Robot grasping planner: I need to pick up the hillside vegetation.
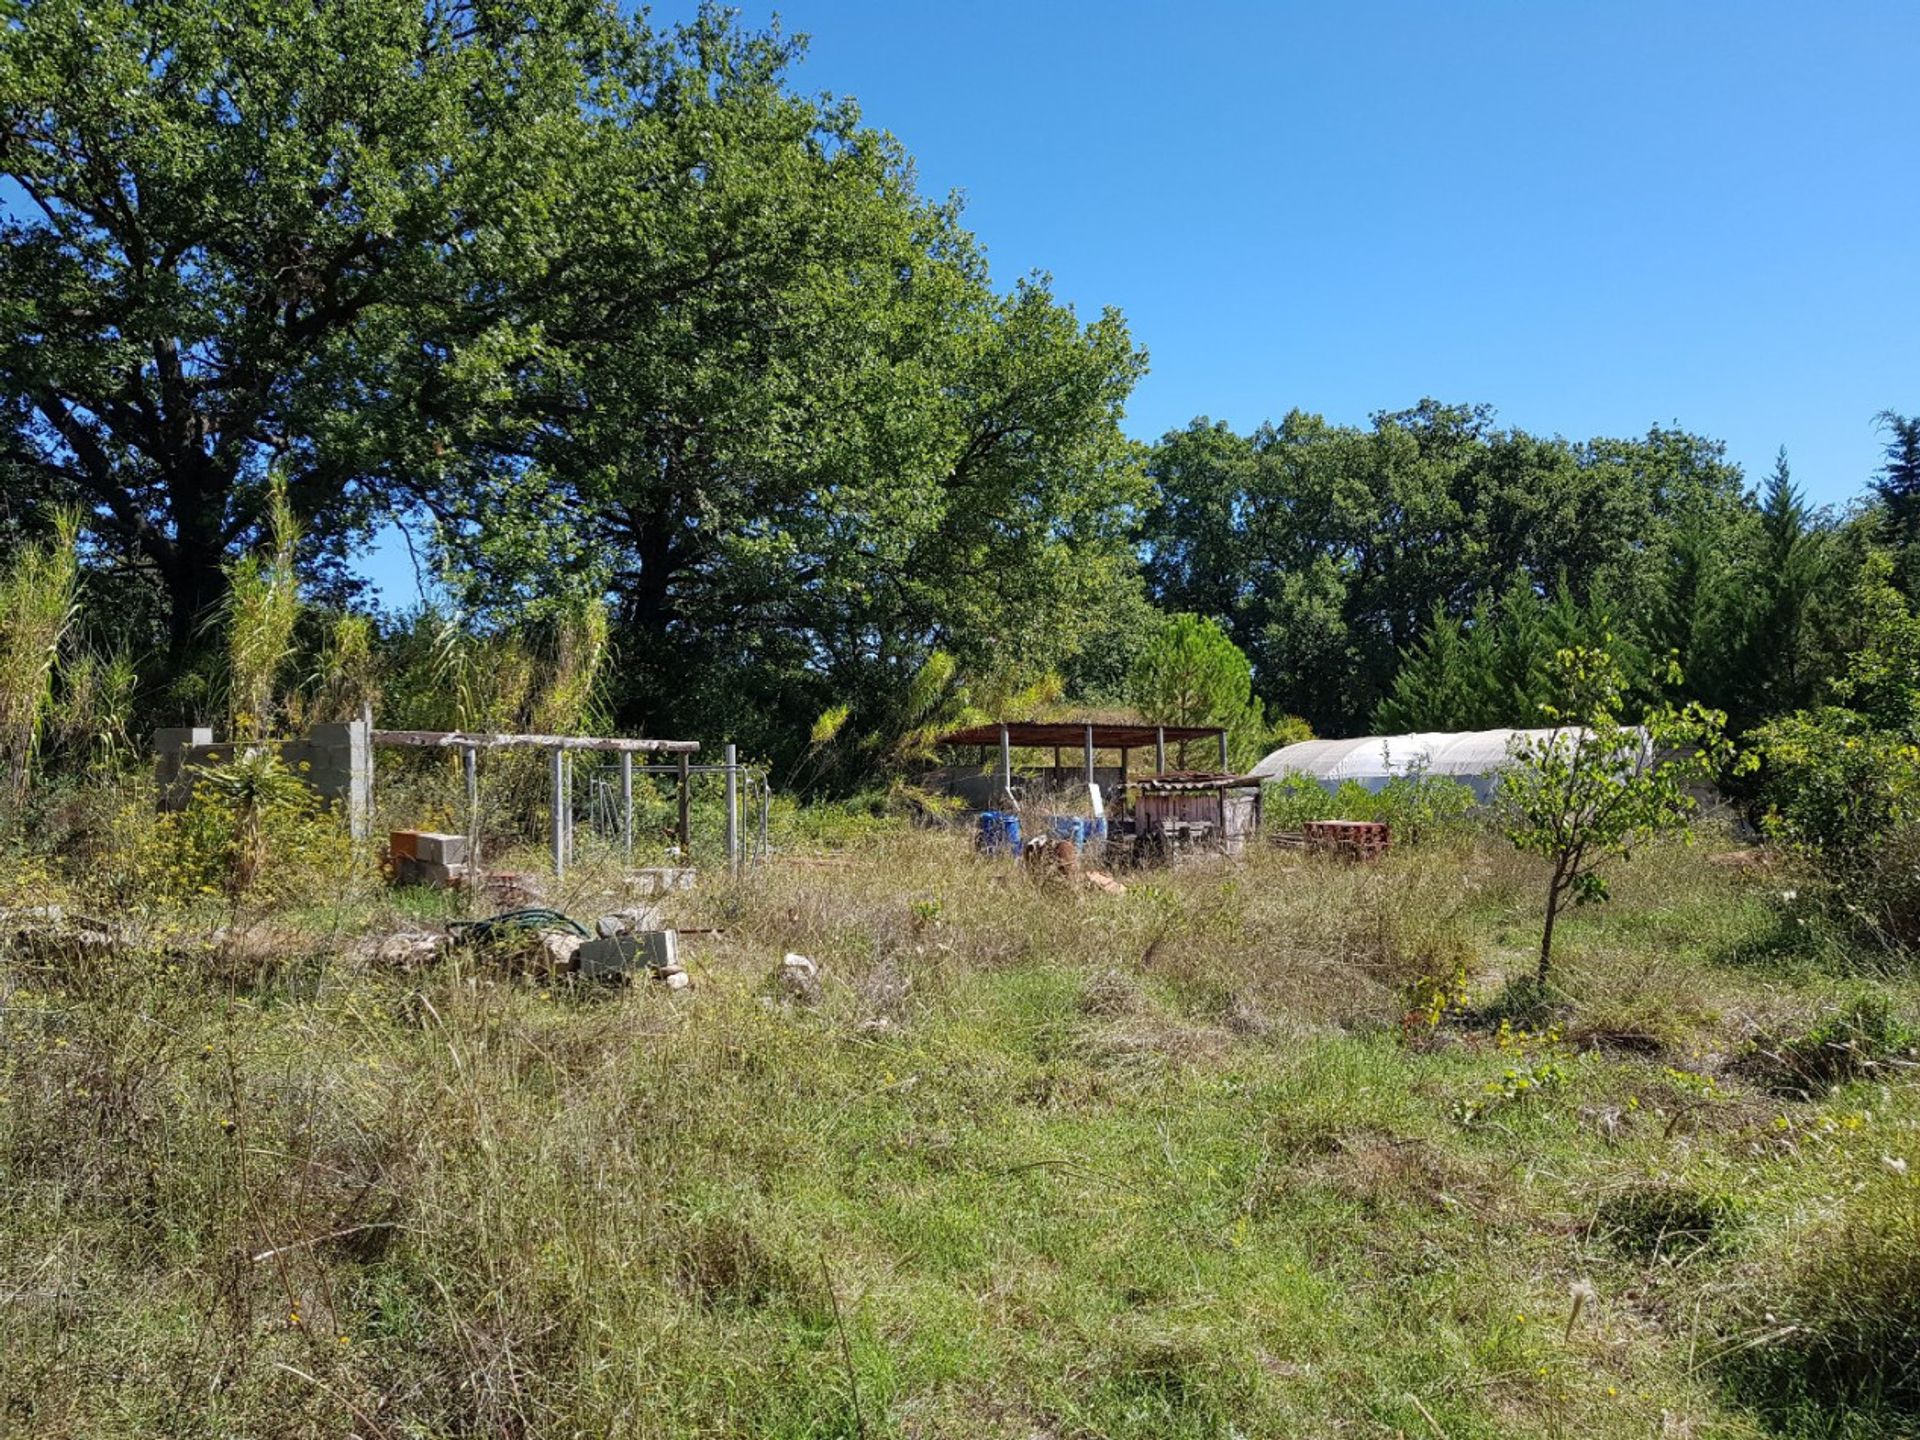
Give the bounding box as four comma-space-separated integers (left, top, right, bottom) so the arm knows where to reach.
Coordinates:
5, 813, 1916, 1439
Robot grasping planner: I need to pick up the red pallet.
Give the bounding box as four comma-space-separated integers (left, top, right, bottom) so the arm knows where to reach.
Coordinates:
1301, 819, 1391, 861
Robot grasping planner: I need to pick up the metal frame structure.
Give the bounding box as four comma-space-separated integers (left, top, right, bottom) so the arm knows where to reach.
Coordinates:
367, 722, 766, 879
934, 720, 1230, 808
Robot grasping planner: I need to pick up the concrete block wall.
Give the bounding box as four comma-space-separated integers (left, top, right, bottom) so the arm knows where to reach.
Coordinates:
153, 720, 371, 839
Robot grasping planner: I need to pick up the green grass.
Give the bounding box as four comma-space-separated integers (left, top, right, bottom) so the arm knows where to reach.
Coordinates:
3, 818, 1918, 1437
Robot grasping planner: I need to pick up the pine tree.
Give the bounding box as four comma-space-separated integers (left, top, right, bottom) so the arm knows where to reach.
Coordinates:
1875, 411, 1920, 592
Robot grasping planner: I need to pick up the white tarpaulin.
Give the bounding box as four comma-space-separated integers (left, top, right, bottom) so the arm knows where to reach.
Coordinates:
1249, 727, 1647, 801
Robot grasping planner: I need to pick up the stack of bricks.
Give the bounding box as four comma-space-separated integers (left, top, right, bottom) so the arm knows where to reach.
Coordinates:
1302, 819, 1391, 861
390, 831, 470, 888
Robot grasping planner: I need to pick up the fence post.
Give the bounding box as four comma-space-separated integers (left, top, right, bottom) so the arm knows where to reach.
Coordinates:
464, 744, 479, 871
619, 751, 633, 866
676, 753, 691, 854
724, 742, 739, 874
1155, 726, 1166, 775
549, 747, 565, 880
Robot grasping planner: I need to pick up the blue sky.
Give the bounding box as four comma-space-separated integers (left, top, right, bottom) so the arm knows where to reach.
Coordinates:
364, 0, 1917, 601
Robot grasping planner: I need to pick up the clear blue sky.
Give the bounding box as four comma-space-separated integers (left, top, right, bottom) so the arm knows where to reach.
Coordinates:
364, 0, 1918, 601
743, 0, 1914, 502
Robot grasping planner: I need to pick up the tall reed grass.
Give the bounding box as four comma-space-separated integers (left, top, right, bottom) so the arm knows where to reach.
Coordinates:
0, 508, 80, 808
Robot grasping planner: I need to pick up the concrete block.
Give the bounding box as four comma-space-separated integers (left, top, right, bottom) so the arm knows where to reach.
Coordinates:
574, 929, 678, 980
391, 830, 466, 865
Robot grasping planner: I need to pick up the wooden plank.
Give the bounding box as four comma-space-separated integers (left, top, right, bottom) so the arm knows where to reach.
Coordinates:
373, 729, 698, 755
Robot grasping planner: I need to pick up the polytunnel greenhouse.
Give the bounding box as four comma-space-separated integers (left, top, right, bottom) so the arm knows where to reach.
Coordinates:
1249, 727, 1637, 801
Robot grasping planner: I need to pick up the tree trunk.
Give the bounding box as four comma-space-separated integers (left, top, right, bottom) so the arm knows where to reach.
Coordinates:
1537, 863, 1568, 993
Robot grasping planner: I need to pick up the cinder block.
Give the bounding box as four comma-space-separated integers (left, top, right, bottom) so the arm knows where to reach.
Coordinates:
574, 930, 677, 980
391, 831, 467, 866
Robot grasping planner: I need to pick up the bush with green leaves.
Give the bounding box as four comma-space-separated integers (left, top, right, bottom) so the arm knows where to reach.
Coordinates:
1262, 770, 1479, 846
1753, 556, 1920, 950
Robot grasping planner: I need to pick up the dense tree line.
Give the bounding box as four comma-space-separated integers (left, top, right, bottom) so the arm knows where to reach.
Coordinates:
1, 0, 1915, 793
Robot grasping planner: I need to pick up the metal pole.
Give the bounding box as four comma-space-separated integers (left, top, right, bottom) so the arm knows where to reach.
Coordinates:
1218, 730, 1229, 771
1155, 726, 1166, 775
760, 774, 771, 860
463, 744, 479, 872
563, 751, 574, 865
676, 753, 691, 855
1083, 723, 1095, 791
999, 724, 1012, 806
619, 751, 633, 866
549, 747, 565, 879
724, 742, 739, 874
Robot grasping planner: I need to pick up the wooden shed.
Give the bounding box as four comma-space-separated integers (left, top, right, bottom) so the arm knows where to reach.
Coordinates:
1133, 772, 1263, 858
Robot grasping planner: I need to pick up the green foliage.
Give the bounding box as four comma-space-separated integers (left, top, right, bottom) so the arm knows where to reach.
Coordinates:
1145, 407, 1750, 734
1502, 647, 1736, 990
0, 0, 625, 662
151, 747, 355, 902
1263, 771, 1479, 846
1753, 557, 1920, 951
1726, 1171, 1920, 1430
1736, 993, 1919, 1098
1129, 613, 1268, 769
222, 481, 301, 740
1875, 410, 1920, 593
1375, 580, 1641, 733
0, 507, 79, 808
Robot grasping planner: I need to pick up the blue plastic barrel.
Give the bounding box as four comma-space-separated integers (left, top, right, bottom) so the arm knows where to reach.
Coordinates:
1049, 815, 1087, 846
977, 810, 1022, 856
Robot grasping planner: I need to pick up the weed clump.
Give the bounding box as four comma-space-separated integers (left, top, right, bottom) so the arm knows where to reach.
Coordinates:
1595, 1183, 1738, 1260
1735, 994, 1919, 1098
1724, 1174, 1920, 1432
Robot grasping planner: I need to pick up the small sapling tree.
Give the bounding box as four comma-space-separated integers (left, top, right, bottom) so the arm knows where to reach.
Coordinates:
1502, 647, 1737, 994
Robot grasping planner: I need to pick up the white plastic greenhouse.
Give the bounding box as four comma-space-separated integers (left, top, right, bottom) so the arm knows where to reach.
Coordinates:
1250, 727, 1645, 801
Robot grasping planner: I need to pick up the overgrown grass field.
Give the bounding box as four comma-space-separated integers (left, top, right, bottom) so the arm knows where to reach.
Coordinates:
3, 812, 1917, 1438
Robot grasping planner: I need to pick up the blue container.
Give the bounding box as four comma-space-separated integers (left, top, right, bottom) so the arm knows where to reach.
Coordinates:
977, 811, 1022, 856
1048, 815, 1087, 846
1088, 815, 1109, 844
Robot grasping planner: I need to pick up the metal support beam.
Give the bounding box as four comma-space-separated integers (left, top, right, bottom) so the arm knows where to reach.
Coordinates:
724, 742, 739, 874
463, 744, 479, 871
619, 751, 633, 865
999, 724, 1012, 805
676, 753, 691, 854
1155, 726, 1166, 775
1084, 723, 1095, 790
549, 747, 565, 879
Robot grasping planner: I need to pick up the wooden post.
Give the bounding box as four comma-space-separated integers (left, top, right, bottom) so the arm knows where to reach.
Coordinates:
549, 747, 565, 879
1218, 730, 1229, 771
619, 751, 633, 866
999, 724, 1012, 806
463, 744, 479, 871
724, 742, 739, 874
1155, 726, 1166, 775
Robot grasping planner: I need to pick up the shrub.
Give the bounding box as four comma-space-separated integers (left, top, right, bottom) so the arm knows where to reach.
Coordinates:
1261, 771, 1479, 846
145, 748, 360, 905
